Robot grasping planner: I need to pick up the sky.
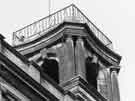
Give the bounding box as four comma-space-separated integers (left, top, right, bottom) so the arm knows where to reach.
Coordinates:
0, 0, 133, 100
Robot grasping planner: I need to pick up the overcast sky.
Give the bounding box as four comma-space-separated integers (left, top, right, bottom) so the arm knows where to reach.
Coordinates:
0, 0, 133, 100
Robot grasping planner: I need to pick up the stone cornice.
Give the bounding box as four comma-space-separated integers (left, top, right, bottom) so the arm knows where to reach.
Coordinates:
14, 22, 121, 67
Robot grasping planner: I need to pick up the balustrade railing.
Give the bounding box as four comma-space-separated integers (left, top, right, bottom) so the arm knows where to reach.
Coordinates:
13, 4, 112, 49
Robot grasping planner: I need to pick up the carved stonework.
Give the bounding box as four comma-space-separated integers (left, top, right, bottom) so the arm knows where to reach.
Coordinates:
11, 21, 121, 101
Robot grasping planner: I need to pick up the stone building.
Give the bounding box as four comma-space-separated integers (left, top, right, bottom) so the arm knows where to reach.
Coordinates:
0, 4, 121, 101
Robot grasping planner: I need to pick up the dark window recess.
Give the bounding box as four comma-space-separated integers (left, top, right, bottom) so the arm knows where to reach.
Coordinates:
47, 53, 56, 57
85, 57, 99, 89
41, 58, 59, 83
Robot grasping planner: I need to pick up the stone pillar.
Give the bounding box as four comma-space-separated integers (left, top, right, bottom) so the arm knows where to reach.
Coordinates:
110, 66, 120, 101
59, 37, 75, 83
75, 38, 86, 80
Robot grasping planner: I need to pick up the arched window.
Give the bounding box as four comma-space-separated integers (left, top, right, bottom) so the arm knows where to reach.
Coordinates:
41, 57, 59, 83
85, 57, 99, 89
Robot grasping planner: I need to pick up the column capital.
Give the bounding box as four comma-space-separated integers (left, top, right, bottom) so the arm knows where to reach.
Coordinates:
66, 35, 73, 41
110, 65, 120, 73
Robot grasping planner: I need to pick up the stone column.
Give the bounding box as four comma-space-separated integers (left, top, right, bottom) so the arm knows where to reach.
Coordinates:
59, 37, 75, 83
75, 38, 86, 80
110, 66, 120, 101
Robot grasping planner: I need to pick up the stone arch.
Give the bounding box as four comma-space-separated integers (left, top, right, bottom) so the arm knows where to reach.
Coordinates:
41, 52, 60, 83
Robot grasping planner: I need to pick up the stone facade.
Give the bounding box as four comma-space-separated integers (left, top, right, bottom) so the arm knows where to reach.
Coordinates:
0, 4, 121, 101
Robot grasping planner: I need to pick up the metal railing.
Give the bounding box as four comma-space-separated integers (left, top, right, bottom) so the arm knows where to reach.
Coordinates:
13, 4, 112, 48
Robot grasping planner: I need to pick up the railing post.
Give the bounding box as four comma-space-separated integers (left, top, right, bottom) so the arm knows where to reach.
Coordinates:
72, 5, 75, 21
